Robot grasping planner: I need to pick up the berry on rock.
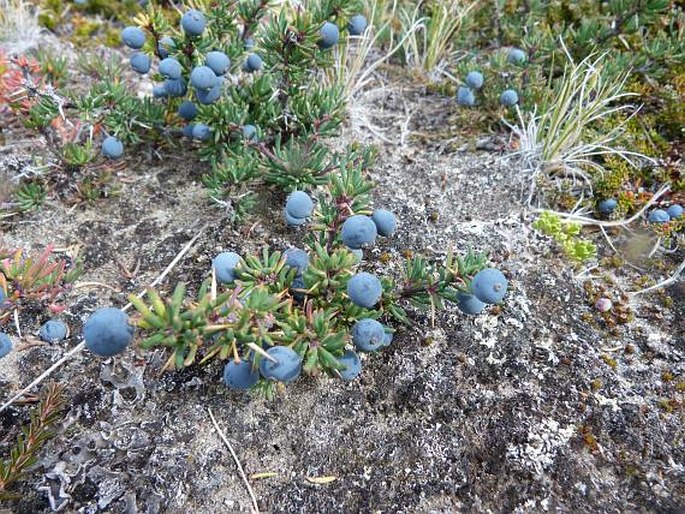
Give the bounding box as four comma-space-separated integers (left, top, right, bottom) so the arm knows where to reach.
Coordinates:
206, 51, 231, 76
159, 58, 183, 80
259, 346, 302, 383
83, 307, 134, 357
285, 191, 314, 219
648, 209, 670, 223
190, 66, 218, 91
213, 251, 241, 284
121, 26, 146, 49
337, 350, 362, 381
598, 198, 618, 214
456, 292, 486, 315
499, 89, 519, 106
319, 22, 340, 49
371, 209, 397, 237
0, 333, 12, 359
39, 320, 69, 342
465, 71, 483, 89
347, 272, 383, 308
667, 204, 683, 219
471, 268, 508, 304
130, 52, 151, 74
507, 47, 527, 64
341, 215, 377, 249
351, 318, 385, 352
283, 248, 309, 276
244, 53, 263, 72
457, 86, 475, 107
348, 15, 368, 36
178, 100, 197, 121
102, 136, 123, 159
223, 359, 260, 390
181, 9, 207, 36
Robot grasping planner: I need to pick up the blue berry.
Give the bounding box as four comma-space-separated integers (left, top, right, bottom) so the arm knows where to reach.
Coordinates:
206, 51, 231, 76
192, 123, 212, 141
457, 86, 475, 107
465, 71, 483, 89
178, 100, 197, 121
182, 124, 195, 138
471, 268, 508, 304
291, 275, 306, 300
285, 191, 314, 219
130, 52, 151, 74
190, 65, 218, 91
181, 9, 206, 36
244, 37, 256, 49
351, 318, 385, 352
347, 272, 382, 308
244, 53, 263, 72
0, 333, 12, 359
648, 209, 670, 223
242, 124, 257, 140
283, 248, 309, 276
164, 78, 187, 97
667, 204, 683, 219
158, 36, 174, 59
456, 292, 486, 315
507, 48, 527, 64
121, 26, 146, 49
371, 209, 397, 237
598, 198, 618, 214
83, 308, 134, 357
152, 84, 168, 98
348, 15, 368, 36
341, 215, 377, 249
348, 247, 363, 263
159, 57, 182, 79
196, 82, 222, 104
500, 89, 519, 106
382, 330, 393, 347
283, 208, 307, 227
337, 350, 362, 381
223, 359, 259, 390
319, 22, 340, 49
102, 136, 123, 159
39, 320, 69, 342
259, 346, 302, 383
213, 251, 241, 283
0, 288, 6, 308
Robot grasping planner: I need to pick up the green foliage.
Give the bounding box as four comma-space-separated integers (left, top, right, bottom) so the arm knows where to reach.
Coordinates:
533, 211, 597, 264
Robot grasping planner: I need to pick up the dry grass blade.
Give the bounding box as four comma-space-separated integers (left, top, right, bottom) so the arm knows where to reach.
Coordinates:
0, 0, 41, 54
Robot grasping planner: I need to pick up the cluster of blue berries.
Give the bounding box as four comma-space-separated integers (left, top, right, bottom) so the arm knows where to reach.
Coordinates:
648, 204, 683, 224
457, 268, 509, 315
456, 47, 524, 108
0, 318, 72, 361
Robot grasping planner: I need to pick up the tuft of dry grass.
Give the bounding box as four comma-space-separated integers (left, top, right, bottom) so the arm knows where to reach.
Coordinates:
0, 0, 41, 54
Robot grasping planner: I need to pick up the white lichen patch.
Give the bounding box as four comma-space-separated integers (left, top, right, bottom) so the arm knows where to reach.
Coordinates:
506, 417, 575, 478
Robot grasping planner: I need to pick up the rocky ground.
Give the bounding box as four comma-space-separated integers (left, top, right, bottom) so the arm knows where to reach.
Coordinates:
1, 39, 684, 514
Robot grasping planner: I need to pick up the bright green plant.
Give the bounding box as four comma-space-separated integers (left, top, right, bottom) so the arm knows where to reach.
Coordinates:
533, 211, 597, 264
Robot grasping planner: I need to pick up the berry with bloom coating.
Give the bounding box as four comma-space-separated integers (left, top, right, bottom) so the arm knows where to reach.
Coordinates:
102, 136, 123, 159
371, 209, 397, 237
190, 66, 218, 91
456, 292, 486, 315
206, 51, 231, 76
348, 247, 363, 263
259, 346, 302, 382
337, 350, 362, 381
348, 15, 368, 36
244, 37, 256, 49
164, 78, 187, 97
319, 22, 340, 49
244, 53, 263, 72
39, 320, 69, 342
242, 124, 257, 140
351, 318, 385, 352
347, 272, 382, 308
667, 204, 683, 219
283, 208, 307, 227
457, 86, 475, 106
152, 85, 168, 98
84, 308, 134, 357
382, 331, 393, 347
285, 191, 314, 219
648, 209, 670, 223
213, 251, 241, 283
283, 248, 309, 276
192, 123, 212, 141
158, 36, 174, 58
465, 71, 483, 89
507, 48, 527, 64
500, 89, 519, 106
121, 26, 146, 49
341, 215, 377, 249
181, 9, 206, 36
223, 359, 259, 390
471, 268, 508, 304
130, 52, 151, 74
0, 333, 12, 359
159, 57, 182, 79
196, 82, 222, 104
178, 100, 197, 121
182, 124, 195, 138
598, 198, 617, 214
